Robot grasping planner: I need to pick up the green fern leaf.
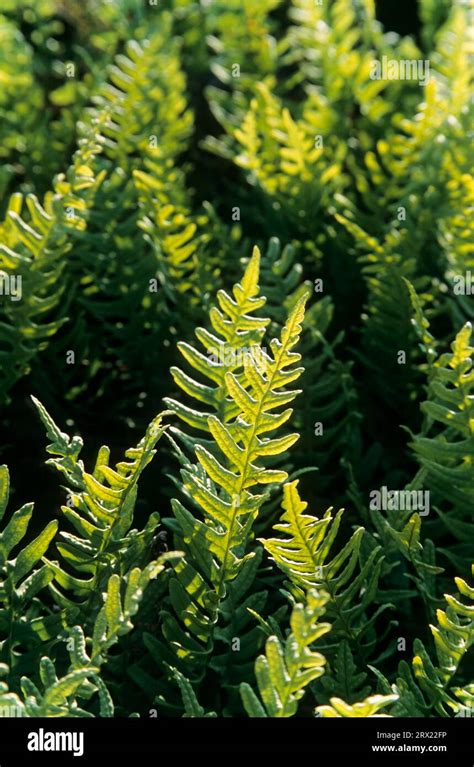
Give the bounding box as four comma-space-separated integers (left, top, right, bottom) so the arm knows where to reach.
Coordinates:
241, 589, 331, 717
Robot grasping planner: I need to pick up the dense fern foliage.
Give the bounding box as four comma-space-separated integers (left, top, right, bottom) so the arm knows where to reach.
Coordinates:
0, 0, 472, 721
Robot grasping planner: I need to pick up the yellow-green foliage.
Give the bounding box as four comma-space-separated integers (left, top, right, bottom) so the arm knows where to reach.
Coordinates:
0, 0, 472, 722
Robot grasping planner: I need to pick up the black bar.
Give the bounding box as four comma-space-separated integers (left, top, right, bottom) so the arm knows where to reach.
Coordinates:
0, 716, 471, 763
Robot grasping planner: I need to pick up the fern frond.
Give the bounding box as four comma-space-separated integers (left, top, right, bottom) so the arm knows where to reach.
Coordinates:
0, 557, 169, 716
170, 667, 217, 717
165, 245, 269, 432
158, 280, 307, 687
175, 294, 307, 585
210, 547, 283, 694
206, 82, 346, 239
203, 0, 283, 139
0, 13, 45, 200
389, 571, 474, 716
293, 299, 362, 501
0, 465, 62, 685
255, 237, 313, 335
262, 481, 385, 652
32, 397, 173, 613
419, 0, 452, 49
240, 589, 330, 717
133, 170, 225, 322
35, 17, 195, 408
90, 17, 192, 171
319, 640, 371, 704
408, 321, 474, 565
0, 114, 106, 406
0, 661, 101, 718
284, 0, 390, 127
